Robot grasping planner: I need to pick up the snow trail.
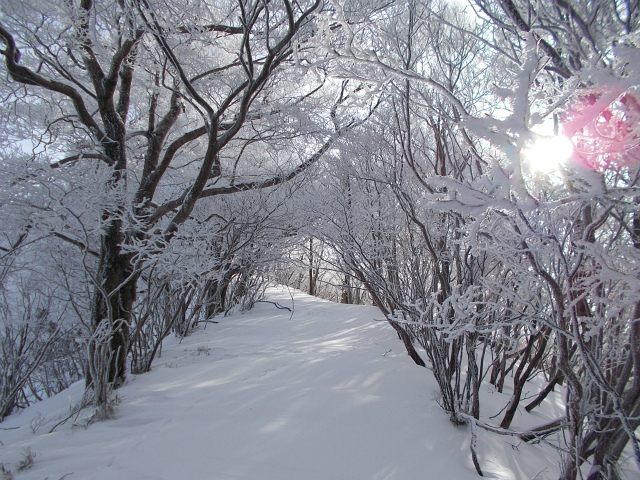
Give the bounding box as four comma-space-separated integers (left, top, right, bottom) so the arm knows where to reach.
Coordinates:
1, 287, 567, 479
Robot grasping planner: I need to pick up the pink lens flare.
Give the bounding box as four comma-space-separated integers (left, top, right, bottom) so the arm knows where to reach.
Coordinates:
562, 87, 640, 172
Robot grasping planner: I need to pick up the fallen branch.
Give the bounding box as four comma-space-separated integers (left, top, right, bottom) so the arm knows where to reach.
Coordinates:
459, 412, 569, 476
468, 415, 484, 476
256, 300, 292, 312
48, 394, 93, 434
518, 418, 565, 442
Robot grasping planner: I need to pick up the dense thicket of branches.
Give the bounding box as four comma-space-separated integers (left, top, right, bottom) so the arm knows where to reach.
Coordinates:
306, 1, 640, 478
1, 0, 639, 478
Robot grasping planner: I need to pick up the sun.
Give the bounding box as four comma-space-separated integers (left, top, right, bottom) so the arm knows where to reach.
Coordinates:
522, 134, 574, 173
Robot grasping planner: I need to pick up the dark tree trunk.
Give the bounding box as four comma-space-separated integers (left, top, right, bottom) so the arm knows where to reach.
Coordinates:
308, 237, 317, 296
86, 231, 137, 391
501, 329, 550, 429
205, 266, 242, 318
341, 274, 352, 304
388, 319, 426, 367
526, 370, 562, 412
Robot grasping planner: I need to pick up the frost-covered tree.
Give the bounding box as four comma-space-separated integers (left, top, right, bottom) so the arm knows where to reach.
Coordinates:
0, 0, 347, 407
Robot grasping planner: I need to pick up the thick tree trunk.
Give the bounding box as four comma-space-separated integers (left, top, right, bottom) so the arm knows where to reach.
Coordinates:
204, 266, 242, 318
86, 211, 137, 398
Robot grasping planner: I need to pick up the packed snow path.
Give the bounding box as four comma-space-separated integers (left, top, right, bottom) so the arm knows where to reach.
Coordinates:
1, 287, 567, 479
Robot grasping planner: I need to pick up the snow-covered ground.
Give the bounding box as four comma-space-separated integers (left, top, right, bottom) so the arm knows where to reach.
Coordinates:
2, 287, 632, 480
